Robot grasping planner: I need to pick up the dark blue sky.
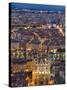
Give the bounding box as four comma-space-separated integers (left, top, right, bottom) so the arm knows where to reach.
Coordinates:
9, 2, 65, 12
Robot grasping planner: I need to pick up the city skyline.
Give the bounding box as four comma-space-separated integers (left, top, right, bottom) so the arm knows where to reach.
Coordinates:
9, 3, 65, 87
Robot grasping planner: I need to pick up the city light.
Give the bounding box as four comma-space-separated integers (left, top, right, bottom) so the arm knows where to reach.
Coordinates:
10, 3, 65, 87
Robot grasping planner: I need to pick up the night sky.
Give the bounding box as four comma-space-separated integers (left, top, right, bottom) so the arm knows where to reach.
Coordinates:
9, 2, 65, 12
